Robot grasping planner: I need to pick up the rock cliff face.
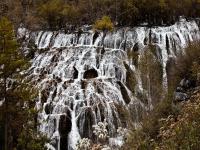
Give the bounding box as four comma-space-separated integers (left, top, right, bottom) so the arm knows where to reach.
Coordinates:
20, 19, 200, 150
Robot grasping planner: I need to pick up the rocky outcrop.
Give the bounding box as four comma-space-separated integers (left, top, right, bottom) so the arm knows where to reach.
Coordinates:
83, 69, 98, 79
77, 107, 96, 139
118, 81, 131, 104
174, 92, 189, 102
59, 113, 72, 150
73, 67, 79, 79
174, 79, 194, 102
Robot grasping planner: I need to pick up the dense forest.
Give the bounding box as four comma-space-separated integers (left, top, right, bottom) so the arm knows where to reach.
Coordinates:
0, 0, 200, 30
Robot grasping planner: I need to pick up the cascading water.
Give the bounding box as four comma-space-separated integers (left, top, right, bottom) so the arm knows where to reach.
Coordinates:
20, 18, 200, 150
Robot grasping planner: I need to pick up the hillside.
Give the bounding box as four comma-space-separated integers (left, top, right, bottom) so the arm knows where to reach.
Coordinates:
123, 42, 200, 150
123, 86, 200, 150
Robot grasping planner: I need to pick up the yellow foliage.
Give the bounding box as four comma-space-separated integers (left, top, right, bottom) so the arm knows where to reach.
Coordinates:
93, 16, 114, 32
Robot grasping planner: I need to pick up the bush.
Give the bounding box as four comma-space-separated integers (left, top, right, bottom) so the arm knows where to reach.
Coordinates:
38, 0, 79, 29
157, 89, 200, 150
168, 42, 200, 91
93, 16, 114, 47
122, 93, 179, 150
93, 16, 114, 32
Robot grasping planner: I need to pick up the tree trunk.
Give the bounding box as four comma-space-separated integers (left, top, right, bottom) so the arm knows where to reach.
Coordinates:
3, 77, 8, 150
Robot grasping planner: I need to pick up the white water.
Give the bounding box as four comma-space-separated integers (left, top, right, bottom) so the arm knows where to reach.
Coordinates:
22, 19, 200, 150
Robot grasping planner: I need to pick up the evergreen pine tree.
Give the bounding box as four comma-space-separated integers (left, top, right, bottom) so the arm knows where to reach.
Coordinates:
0, 17, 47, 150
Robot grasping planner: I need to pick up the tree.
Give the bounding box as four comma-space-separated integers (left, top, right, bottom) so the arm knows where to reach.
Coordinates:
117, 0, 139, 26
38, 0, 64, 29
61, 4, 80, 26
38, 0, 79, 30
0, 17, 47, 150
93, 16, 114, 48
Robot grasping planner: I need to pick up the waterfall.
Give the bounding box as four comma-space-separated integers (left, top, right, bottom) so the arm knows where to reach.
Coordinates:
22, 19, 200, 150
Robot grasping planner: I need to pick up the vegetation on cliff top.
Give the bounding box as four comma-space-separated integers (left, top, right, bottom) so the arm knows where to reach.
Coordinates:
0, 0, 200, 30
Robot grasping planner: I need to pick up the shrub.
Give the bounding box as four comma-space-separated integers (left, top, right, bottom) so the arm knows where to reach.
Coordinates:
168, 42, 200, 91
157, 89, 200, 150
93, 16, 114, 32
122, 94, 179, 150
93, 16, 114, 47
38, 0, 79, 29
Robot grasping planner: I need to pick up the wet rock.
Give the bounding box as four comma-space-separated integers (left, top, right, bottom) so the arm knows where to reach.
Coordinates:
26, 48, 36, 59
133, 43, 139, 52
180, 79, 193, 89
39, 73, 46, 80
75, 93, 80, 100
52, 89, 57, 100
51, 54, 59, 63
166, 35, 170, 54
124, 63, 136, 94
50, 137, 58, 150
101, 48, 105, 56
83, 68, 98, 79
41, 89, 50, 104
57, 47, 65, 52
68, 79, 74, 84
97, 85, 103, 94
59, 114, 72, 150
45, 103, 53, 114
151, 33, 159, 43
38, 47, 50, 54
62, 81, 68, 89
144, 37, 148, 45
93, 31, 99, 45
99, 103, 105, 122
174, 92, 189, 102
77, 107, 96, 139
176, 87, 184, 92
73, 66, 78, 79
81, 80, 87, 89
117, 81, 131, 104
56, 76, 62, 83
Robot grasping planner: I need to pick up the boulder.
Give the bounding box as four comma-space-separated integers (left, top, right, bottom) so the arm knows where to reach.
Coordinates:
176, 87, 184, 92
174, 92, 189, 102
179, 78, 195, 91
